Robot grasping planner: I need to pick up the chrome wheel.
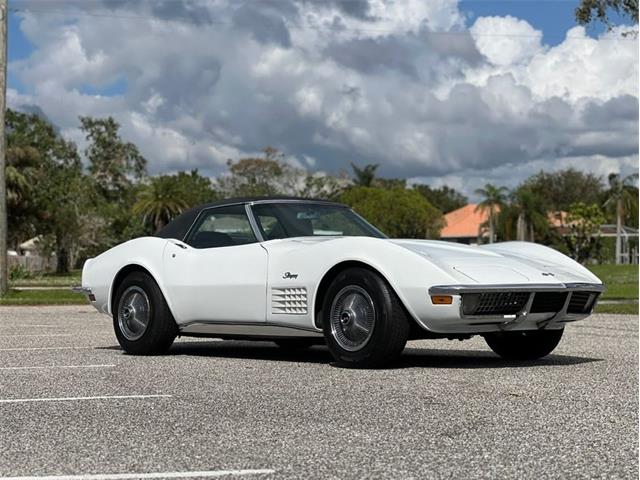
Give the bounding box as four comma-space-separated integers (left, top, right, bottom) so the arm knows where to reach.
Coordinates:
329, 285, 376, 352
117, 286, 150, 341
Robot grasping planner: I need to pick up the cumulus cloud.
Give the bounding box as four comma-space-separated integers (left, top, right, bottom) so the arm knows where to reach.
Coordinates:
470, 15, 543, 66
7, 0, 638, 194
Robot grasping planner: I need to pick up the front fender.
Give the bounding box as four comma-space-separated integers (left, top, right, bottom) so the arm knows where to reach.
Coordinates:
264, 237, 460, 331
81, 237, 175, 316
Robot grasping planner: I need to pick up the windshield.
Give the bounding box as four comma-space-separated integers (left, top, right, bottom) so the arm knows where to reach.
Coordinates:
250, 203, 386, 240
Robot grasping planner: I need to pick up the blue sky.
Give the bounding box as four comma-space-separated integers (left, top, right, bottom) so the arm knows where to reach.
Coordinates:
7, 11, 30, 93
460, 0, 612, 44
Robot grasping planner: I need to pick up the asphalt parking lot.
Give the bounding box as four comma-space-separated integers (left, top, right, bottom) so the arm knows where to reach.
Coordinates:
0, 306, 637, 480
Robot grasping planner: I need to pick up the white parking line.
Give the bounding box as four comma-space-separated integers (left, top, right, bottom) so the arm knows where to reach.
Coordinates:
0, 394, 172, 404
4, 325, 63, 328
0, 334, 73, 337
0, 346, 96, 351
0, 469, 275, 479
0, 364, 116, 371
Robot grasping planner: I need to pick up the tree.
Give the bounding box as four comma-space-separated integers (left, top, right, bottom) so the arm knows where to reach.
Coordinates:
298, 172, 348, 200
221, 147, 348, 199
219, 147, 288, 197
38, 152, 94, 273
351, 163, 411, 189
5, 109, 67, 249
133, 170, 216, 232
80, 116, 147, 200
474, 184, 508, 243
4, 109, 92, 272
5, 145, 40, 248
413, 184, 467, 214
174, 170, 217, 206
133, 176, 189, 232
510, 187, 548, 242
564, 203, 606, 264
350, 163, 378, 187
374, 177, 407, 189
79, 116, 148, 251
340, 187, 443, 238
603, 172, 639, 264
576, 0, 638, 34
522, 169, 603, 212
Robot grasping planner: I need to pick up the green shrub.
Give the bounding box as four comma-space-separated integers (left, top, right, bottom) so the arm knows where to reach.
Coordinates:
340, 186, 443, 238
9, 264, 35, 280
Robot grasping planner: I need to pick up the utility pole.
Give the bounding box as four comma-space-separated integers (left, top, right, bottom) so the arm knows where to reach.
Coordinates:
0, 0, 7, 295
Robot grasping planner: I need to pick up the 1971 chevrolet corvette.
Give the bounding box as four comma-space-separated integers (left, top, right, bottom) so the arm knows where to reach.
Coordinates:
76, 197, 604, 368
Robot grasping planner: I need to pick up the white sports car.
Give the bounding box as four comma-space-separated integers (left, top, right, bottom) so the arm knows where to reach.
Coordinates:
77, 197, 604, 368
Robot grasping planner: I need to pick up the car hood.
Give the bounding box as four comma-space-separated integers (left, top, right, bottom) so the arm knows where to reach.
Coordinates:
266, 236, 599, 286
391, 239, 597, 285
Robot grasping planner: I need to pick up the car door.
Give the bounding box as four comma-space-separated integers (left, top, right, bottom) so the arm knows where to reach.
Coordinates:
163, 204, 268, 325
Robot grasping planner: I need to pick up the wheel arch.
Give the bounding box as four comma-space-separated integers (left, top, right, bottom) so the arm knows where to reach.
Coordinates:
313, 260, 421, 331
109, 263, 173, 317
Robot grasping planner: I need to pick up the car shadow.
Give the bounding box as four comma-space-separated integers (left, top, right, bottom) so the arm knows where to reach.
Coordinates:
392, 347, 602, 370
175, 341, 335, 364
96, 341, 602, 370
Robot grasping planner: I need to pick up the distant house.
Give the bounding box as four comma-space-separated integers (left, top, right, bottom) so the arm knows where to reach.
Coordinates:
7, 236, 56, 273
598, 224, 639, 264
440, 204, 489, 244
441, 206, 638, 263
18, 236, 42, 256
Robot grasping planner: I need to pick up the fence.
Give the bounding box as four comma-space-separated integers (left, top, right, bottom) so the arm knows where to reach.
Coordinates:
8, 255, 56, 273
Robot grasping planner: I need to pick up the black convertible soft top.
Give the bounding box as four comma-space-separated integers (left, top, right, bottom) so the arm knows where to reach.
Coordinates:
154, 196, 346, 240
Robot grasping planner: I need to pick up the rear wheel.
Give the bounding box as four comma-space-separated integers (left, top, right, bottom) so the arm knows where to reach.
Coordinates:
322, 267, 409, 368
484, 328, 564, 360
113, 271, 177, 355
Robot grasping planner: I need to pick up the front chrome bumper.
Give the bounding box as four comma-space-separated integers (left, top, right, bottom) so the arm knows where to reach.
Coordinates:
427, 282, 604, 330
72, 286, 95, 302
428, 283, 605, 295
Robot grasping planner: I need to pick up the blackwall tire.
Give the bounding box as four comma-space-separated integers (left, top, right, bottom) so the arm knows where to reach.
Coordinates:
484, 328, 564, 360
322, 267, 409, 368
112, 271, 177, 355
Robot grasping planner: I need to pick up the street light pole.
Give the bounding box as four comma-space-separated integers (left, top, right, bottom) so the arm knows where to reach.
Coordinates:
0, 0, 8, 295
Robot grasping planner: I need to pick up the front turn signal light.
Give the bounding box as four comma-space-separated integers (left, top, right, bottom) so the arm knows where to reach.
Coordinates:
431, 295, 453, 305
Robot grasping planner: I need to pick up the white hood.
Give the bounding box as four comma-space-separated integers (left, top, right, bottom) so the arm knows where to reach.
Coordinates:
266, 236, 601, 286
391, 239, 600, 286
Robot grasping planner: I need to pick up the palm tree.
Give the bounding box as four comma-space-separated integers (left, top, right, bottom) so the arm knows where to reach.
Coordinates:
604, 172, 639, 264
351, 163, 379, 187
6, 146, 43, 248
6, 146, 40, 209
475, 184, 508, 243
511, 187, 548, 242
133, 176, 189, 232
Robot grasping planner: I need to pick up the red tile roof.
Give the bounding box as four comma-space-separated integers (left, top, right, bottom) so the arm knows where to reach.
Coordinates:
441, 204, 490, 239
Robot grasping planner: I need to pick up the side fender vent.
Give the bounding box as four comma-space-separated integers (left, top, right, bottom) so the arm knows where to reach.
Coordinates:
272, 287, 308, 315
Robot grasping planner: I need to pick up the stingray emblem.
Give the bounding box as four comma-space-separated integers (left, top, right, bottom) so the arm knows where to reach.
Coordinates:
283, 272, 299, 280
541, 272, 555, 277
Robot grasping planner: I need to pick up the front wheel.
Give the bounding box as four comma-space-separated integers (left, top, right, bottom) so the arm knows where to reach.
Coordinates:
112, 271, 177, 355
484, 328, 564, 360
321, 267, 409, 368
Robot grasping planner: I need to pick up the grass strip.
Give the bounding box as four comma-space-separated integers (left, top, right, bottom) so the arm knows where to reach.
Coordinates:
0, 289, 87, 306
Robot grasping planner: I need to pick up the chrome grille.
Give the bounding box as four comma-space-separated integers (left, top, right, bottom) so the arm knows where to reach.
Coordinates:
272, 287, 308, 315
530, 292, 568, 313
462, 292, 529, 316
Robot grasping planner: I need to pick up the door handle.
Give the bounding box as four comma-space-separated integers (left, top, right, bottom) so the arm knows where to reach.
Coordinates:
170, 240, 189, 249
